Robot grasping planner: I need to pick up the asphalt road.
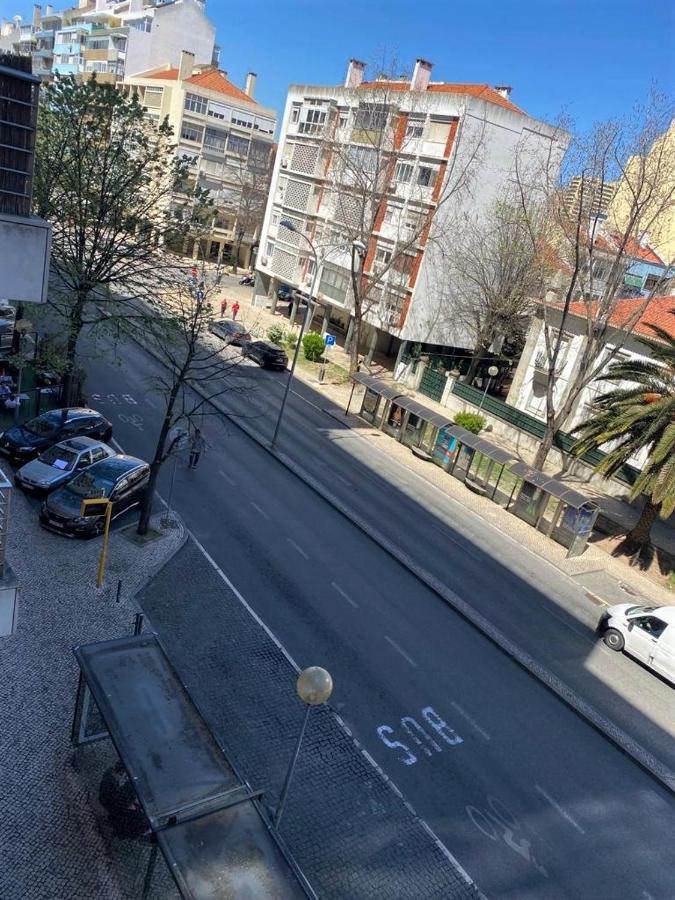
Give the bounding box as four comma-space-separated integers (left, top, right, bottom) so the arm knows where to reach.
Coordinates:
76, 334, 675, 900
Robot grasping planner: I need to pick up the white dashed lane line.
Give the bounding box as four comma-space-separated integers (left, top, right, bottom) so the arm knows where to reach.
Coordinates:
331, 581, 359, 608
450, 701, 491, 741
384, 635, 418, 668
286, 537, 310, 560
250, 501, 269, 520
535, 784, 586, 835
218, 468, 236, 485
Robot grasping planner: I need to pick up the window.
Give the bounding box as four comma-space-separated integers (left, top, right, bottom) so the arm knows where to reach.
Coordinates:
319, 263, 350, 302
299, 108, 326, 135
291, 105, 300, 124
354, 102, 388, 132
395, 162, 414, 183
87, 38, 108, 50
338, 112, 348, 129
180, 123, 203, 143
201, 158, 225, 177
406, 123, 424, 139
254, 116, 275, 134
185, 93, 208, 115
346, 145, 376, 172
632, 616, 668, 639
227, 134, 250, 156
375, 247, 392, 269
232, 111, 254, 129
208, 101, 231, 121
644, 273, 661, 292
271, 213, 279, 226
265, 241, 275, 257
204, 126, 228, 151
417, 166, 437, 188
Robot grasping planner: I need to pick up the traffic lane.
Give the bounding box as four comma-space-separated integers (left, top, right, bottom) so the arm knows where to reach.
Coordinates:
88, 361, 675, 900
87, 339, 675, 779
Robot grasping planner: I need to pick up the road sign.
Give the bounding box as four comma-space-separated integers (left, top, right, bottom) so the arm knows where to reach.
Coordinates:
324, 333, 336, 348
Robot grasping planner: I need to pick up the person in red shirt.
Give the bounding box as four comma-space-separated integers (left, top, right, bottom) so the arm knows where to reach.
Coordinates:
232, 301, 240, 320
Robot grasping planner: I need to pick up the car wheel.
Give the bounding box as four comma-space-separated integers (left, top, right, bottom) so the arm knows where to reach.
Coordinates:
603, 628, 625, 651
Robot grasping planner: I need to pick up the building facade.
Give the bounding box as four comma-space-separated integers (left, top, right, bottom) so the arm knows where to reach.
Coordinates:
563, 175, 616, 220
125, 52, 276, 266
0, 0, 216, 83
0, 52, 51, 303
255, 58, 566, 360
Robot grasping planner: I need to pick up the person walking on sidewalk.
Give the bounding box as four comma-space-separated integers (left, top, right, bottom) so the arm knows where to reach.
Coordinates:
220, 298, 228, 317
189, 429, 207, 469
232, 301, 240, 321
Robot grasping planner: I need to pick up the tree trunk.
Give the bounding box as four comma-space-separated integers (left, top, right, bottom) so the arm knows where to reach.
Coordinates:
533, 420, 556, 470
62, 295, 86, 406
349, 313, 362, 375
137, 385, 180, 535
625, 498, 661, 550
464, 343, 489, 385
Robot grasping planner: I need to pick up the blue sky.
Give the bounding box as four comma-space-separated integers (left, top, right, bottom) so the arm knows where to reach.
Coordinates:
9, 0, 674, 131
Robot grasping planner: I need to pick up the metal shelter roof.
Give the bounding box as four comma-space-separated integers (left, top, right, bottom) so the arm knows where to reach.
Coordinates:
390, 394, 436, 419
442, 425, 516, 465
74, 635, 308, 900
351, 372, 402, 401
508, 461, 598, 510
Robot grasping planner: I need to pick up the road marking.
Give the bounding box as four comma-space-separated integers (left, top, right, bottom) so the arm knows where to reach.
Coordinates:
250, 501, 269, 520
535, 785, 586, 835
384, 635, 418, 668
331, 471, 353, 488
110, 438, 125, 453
286, 537, 309, 560
218, 468, 236, 485
331, 581, 359, 608
450, 701, 491, 741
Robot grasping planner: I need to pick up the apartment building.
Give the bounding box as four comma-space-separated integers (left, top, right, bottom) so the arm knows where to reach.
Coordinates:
256, 58, 567, 361
563, 174, 616, 219
1, 0, 216, 83
0, 52, 51, 303
126, 52, 276, 266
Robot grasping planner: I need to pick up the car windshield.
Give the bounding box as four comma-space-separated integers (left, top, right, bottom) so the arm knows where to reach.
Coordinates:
626, 605, 656, 616
66, 469, 114, 499
23, 411, 63, 437
39, 445, 78, 471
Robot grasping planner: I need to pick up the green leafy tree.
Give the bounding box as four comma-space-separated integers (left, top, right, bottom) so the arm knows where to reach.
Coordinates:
33, 76, 208, 400
573, 317, 675, 555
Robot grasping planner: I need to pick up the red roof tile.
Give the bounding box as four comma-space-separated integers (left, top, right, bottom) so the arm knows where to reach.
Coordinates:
357, 80, 524, 114
138, 66, 258, 106
565, 295, 675, 341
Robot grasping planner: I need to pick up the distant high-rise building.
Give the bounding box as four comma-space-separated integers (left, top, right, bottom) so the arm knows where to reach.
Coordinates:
563, 175, 616, 219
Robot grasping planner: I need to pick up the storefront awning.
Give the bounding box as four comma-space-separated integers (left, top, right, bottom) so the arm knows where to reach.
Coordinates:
508, 461, 598, 509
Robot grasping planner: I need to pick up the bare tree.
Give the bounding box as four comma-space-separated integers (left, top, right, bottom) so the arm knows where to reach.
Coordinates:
132, 278, 247, 536
514, 92, 675, 469
33, 76, 209, 401
228, 140, 275, 272
301, 63, 485, 373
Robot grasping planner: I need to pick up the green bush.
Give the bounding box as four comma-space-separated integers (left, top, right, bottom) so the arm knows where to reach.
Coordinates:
286, 332, 298, 350
302, 332, 325, 362
267, 324, 286, 345
454, 411, 486, 434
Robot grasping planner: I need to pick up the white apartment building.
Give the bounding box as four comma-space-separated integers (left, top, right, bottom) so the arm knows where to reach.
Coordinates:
1, 0, 216, 82
256, 58, 567, 361
126, 52, 276, 266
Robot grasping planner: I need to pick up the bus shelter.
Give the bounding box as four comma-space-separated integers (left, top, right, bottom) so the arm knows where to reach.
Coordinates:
71, 634, 312, 900
347, 373, 403, 428
441, 428, 517, 502
506, 461, 599, 557
381, 395, 436, 446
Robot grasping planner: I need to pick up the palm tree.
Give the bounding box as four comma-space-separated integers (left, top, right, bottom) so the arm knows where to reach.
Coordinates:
573, 315, 675, 555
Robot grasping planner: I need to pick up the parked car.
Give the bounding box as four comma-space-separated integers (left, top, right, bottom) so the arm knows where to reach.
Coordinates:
598, 603, 675, 685
209, 318, 252, 346
241, 341, 288, 370
40, 454, 150, 537
15, 437, 116, 495
277, 284, 293, 301
0, 408, 113, 464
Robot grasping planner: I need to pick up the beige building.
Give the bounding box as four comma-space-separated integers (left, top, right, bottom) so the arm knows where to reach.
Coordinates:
563, 174, 616, 219
607, 119, 675, 265
125, 52, 276, 266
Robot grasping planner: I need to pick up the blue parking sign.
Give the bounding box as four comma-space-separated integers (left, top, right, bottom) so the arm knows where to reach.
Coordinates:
324, 333, 336, 347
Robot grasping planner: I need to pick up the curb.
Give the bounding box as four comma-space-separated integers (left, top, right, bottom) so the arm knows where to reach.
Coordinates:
125, 330, 675, 795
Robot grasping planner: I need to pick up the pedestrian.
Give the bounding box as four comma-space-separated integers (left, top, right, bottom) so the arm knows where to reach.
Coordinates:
189, 428, 206, 469
232, 301, 240, 320
220, 298, 228, 317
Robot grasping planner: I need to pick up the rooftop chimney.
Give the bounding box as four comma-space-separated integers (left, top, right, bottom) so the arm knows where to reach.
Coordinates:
245, 71, 257, 99
32, 5, 42, 28
411, 58, 433, 93
494, 85, 512, 100
178, 50, 194, 82
45, 4, 53, 16
344, 58, 366, 89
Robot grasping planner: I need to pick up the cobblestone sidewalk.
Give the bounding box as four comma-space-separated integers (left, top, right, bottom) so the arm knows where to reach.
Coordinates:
0, 468, 185, 900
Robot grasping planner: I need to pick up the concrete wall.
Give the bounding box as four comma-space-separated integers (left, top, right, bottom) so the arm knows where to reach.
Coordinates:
0, 213, 51, 303
124, 0, 215, 76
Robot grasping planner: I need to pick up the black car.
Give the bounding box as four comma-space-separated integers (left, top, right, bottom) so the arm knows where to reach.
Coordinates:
242, 341, 288, 370
40, 454, 149, 537
0, 408, 113, 464
208, 318, 252, 346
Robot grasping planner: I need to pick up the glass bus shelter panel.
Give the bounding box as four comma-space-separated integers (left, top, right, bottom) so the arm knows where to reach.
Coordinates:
401, 412, 425, 448
359, 388, 381, 424
382, 402, 405, 439
433, 427, 461, 471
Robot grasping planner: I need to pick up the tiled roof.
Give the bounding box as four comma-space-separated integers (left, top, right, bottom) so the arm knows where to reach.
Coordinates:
357, 80, 524, 114
565, 295, 675, 340
139, 66, 258, 106
591, 230, 665, 266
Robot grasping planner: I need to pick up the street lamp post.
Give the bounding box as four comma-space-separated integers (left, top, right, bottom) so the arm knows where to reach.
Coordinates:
271, 220, 320, 448
478, 364, 500, 410
273, 666, 333, 829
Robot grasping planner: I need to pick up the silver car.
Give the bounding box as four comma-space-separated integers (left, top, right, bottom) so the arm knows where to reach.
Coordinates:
15, 437, 116, 494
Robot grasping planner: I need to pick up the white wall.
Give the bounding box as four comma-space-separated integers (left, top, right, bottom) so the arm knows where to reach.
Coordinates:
0, 214, 51, 304
125, 0, 215, 76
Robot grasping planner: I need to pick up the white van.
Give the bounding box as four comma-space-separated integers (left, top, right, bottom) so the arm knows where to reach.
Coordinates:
598, 604, 675, 686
